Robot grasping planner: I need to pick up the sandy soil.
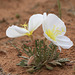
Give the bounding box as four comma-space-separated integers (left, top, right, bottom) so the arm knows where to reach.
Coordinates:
0, 0, 75, 75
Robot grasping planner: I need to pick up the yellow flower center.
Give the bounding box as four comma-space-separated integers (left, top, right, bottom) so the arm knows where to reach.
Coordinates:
45, 25, 65, 41
25, 30, 33, 36
21, 22, 28, 28
45, 29, 56, 41
21, 22, 33, 36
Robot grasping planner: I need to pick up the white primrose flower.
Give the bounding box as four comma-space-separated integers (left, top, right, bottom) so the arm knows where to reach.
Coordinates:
42, 13, 73, 51
6, 14, 43, 38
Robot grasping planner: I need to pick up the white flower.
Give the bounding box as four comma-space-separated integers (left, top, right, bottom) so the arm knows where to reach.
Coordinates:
6, 14, 43, 38
43, 13, 73, 51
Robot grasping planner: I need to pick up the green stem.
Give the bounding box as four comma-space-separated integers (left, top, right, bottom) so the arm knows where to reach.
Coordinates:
30, 35, 33, 41
8, 41, 22, 55
57, 0, 62, 19
49, 43, 57, 61
43, 45, 47, 61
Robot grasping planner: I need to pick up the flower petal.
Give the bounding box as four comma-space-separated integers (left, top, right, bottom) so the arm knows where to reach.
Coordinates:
44, 33, 58, 45
6, 25, 29, 38
44, 32, 62, 52
43, 12, 47, 21
56, 36, 73, 49
42, 12, 47, 32
43, 14, 66, 36
28, 14, 43, 32
58, 46, 61, 52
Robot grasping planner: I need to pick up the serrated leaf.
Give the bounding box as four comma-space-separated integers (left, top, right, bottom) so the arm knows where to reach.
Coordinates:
57, 58, 70, 63
45, 64, 53, 70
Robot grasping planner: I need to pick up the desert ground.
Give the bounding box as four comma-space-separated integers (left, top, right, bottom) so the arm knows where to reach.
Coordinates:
0, 0, 75, 75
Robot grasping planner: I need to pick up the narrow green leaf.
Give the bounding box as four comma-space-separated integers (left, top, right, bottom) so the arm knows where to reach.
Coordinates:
45, 64, 53, 70
33, 48, 35, 54
22, 48, 30, 56
49, 43, 53, 49
16, 60, 27, 67
57, 58, 70, 63
53, 52, 60, 60
26, 68, 35, 73
49, 61, 62, 66
19, 56, 29, 59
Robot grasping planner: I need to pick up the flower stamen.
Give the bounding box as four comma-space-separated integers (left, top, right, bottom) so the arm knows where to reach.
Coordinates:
45, 25, 65, 41
21, 22, 28, 28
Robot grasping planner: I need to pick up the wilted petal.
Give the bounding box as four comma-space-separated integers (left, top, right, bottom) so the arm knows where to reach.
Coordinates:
56, 36, 73, 49
6, 25, 29, 38
28, 14, 43, 32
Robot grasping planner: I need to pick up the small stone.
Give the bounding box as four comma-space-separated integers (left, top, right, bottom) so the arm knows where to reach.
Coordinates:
0, 50, 7, 56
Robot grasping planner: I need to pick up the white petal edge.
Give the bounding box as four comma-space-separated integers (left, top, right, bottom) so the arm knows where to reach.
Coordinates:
6, 25, 29, 38
13, 25, 29, 34
44, 33, 62, 51
28, 14, 43, 32
43, 14, 66, 36
42, 12, 47, 33
43, 12, 47, 21
58, 46, 61, 52
56, 35, 73, 49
